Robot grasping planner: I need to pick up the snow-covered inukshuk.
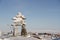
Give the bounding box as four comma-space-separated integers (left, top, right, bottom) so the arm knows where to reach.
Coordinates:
12, 12, 27, 36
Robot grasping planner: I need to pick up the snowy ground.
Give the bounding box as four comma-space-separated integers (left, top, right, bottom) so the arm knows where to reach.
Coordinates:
0, 32, 60, 40
0, 35, 60, 40
0, 35, 58, 40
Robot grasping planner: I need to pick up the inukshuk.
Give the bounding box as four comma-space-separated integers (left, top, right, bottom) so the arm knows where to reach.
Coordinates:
12, 12, 27, 36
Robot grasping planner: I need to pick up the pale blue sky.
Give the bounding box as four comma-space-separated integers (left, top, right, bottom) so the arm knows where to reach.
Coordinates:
0, 0, 60, 32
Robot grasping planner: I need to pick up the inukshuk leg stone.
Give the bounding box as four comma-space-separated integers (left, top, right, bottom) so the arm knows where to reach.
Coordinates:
13, 26, 18, 36
21, 24, 27, 36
